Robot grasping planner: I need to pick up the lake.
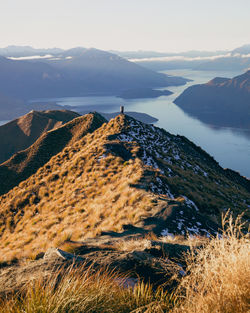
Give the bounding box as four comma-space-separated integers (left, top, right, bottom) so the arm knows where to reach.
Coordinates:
2, 69, 250, 178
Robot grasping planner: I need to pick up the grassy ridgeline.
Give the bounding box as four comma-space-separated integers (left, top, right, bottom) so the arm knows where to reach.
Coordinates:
1, 215, 249, 313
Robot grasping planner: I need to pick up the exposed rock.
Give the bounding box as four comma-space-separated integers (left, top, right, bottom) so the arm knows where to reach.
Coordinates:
0, 238, 187, 296
43, 248, 84, 262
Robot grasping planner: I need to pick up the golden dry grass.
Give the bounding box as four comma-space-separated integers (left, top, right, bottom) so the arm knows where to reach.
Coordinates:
173, 214, 250, 313
0, 116, 163, 262
0, 264, 174, 313
114, 238, 153, 252
0, 114, 249, 264
0, 215, 248, 313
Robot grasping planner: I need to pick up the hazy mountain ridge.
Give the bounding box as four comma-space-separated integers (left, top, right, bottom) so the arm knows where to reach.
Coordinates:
1, 44, 250, 72
127, 44, 250, 71
0, 45, 229, 60
0, 45, 64, 58
0, 48, 188, 101
174, 70, 250, 129
0, 113, 249, 261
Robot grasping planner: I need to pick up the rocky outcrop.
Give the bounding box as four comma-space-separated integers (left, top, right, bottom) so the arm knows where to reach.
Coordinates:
0, 236, 189, 297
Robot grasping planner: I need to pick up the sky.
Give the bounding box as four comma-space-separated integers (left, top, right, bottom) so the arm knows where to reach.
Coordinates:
0, 0, 249, 52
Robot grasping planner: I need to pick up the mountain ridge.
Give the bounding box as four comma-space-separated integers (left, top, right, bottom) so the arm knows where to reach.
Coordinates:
0, 112, 106, 196
0, 110, 80, 164
0, 113, 249, 261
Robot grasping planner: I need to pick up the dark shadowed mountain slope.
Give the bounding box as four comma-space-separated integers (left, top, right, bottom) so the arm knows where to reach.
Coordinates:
0, 114, 249, 261
0, 113, 106, 196
0, 110, 80, 164
174, 70, 250, 128
48, 49, 188, 88
0, 56, 65, 99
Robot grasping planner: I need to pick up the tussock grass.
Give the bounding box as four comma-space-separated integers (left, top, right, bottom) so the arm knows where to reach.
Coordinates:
0, 114, 249, 263
0, 265, 174, 313
0, 215, 248, 312
173, 213, 250, 313
115, 238, 152, 252
0, 128, 156, 261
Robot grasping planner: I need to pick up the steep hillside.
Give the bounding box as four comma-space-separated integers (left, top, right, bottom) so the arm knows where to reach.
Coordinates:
0, 114, 249, 262
174, 70, 250, 129
0, 110, 80, 164
0, 113, 106, 196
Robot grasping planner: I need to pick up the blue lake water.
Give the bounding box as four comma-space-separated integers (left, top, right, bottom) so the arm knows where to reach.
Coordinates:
2, 69, 250, 178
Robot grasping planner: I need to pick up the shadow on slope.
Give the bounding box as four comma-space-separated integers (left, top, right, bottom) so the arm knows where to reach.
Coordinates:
0, 112, 106, 196
0, 110, 80, 164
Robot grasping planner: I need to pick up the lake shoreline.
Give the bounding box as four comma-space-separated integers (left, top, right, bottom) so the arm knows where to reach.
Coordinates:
1, 68, 249, 178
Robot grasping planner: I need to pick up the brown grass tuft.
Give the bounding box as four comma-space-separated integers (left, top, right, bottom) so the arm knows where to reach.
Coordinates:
0, 264, 174, 313
173, 213, 250, 313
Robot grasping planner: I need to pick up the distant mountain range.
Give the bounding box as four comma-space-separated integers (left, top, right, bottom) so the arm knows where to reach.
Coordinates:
125, 44, 250, 72
174, 70, 250, 129
0, 45, 64, 57
111, 49, 229, 59
0, 48, 188, 100
0, 47, 189, 121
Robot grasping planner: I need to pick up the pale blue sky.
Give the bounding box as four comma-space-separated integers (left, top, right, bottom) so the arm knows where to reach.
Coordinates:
0, 0, 249, 52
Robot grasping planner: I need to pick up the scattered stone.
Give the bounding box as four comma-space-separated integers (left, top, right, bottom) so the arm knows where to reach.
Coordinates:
43, 248, 84, 262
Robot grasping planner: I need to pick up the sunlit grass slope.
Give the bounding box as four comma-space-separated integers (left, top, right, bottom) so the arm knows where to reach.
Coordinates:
0, 114, 249, 262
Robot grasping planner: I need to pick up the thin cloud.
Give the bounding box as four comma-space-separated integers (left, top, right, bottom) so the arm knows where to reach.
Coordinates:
130, 53, 250, 63
8, 55, 53, 60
